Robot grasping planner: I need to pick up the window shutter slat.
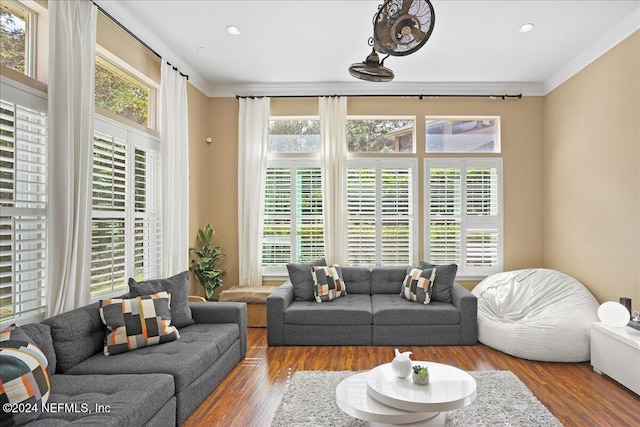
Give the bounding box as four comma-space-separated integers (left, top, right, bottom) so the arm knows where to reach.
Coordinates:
0, 93, 47, 322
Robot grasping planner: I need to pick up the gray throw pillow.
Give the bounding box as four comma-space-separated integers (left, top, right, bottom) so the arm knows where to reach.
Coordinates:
287, 258, 327, 301
127, 270, 194, 328
418, 262, 458, 303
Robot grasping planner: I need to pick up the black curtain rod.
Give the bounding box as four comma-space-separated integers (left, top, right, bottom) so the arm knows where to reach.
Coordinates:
236, 93, 523, 100
93, 2, 188, 80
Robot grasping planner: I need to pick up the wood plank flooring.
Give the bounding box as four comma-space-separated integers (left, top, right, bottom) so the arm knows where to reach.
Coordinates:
184, 328, 640, 427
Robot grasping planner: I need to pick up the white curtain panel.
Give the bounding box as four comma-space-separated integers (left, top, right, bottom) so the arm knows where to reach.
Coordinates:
47, 0, 97, 315
319, 96, 348, 265
160, 61, 189, 277
237, 97, 270, 287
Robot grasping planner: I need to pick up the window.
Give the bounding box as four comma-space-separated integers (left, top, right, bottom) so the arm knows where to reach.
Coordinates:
268, 118, 320, 153
426, 117, 500, 153
90, 117, 161, 298
425, 159, 503, 277
263, 118, 323, 275
0, 0, 35, 77
0, 79, 47, 323
347, 159, 417, 266
262, 160, 324, 274
94, 54, 155, 129
348, 117, 415, 153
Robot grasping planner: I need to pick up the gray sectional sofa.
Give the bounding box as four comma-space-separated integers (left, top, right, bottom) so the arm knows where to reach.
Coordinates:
267, 266, 477, 346
19, 300, 246, 426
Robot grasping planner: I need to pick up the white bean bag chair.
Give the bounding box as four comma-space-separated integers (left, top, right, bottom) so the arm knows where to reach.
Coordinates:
472, 268, 599, 362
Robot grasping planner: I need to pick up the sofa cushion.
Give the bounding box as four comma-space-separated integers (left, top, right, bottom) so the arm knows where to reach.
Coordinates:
127, 270, 194, 328
400, 267, 436, 304
65, 323, 239, 392
313, 265, 347, 303
42, 302, 105, 374
340, 267, 371, 294
419, 262, 458, 303
372, 294, 461, 325
0, 325, 50, 426
30, 373, 174, 426
371, 267, 408, 294
100, 292, 180, 356
20, 323, 56, 376
284, 294, 372, 325
287, 258, 327, 301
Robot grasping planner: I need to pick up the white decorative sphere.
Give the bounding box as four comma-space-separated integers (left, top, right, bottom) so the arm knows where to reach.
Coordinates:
597, 301, 630, 327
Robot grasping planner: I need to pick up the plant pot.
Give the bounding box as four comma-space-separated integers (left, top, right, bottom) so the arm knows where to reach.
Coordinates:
412, 371, 429, 385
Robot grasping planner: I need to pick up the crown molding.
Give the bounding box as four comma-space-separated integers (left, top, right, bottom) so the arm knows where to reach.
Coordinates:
543, 6, 640, 95
93, 0, 213, 96
207, 81, 545, 98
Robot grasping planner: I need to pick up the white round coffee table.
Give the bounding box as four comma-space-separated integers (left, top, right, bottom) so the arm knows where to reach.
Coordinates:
335, 362, 476, 426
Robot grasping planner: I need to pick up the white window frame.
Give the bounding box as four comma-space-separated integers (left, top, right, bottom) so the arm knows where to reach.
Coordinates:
347, 158, 418, 267
262, 158, 323, 277
425, 116, 501, 154
90, 115, 161, 302
1, 0, 37, 78
95, 46, 158, 131
0, 76, 47, 327
347, 115, 416, 154
424, 158, 504, 279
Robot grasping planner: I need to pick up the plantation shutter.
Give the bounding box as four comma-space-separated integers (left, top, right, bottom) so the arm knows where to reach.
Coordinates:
262, 161, 324, 274
347, 167, 376, 266
263, 167, 292, 267
296, 167, 324, 262
347, 159, 416, 267
466, 166, 500, 269
427, 166, 461, 264
0, 91, 48, 322
133, 148, 162, 279
425, 159, 503, 277
381, 168, 412, 265
90, 117, 162, 298
91, 131, 128, 295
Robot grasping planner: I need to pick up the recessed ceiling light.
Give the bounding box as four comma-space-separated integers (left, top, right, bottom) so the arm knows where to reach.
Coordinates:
519, 23, 535, 33
226, 25, 241, 35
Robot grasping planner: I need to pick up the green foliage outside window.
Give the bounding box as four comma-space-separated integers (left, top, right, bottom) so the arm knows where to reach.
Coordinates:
0, 4, 27, 74
347, 119, 413, 153
95, 57, 151, 127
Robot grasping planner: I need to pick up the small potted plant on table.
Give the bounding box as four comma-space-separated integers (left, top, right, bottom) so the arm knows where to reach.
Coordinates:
412, 365, 429, 385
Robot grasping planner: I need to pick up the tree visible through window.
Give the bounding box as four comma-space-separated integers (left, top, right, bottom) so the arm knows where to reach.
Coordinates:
95, 55, 152, 128
347, 118, 414, 153
0, 1, 30, 75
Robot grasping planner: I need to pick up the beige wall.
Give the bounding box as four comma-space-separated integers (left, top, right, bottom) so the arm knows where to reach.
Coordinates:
544, 31, 640, 304
187, 96, 239, 298
189, 95, 546, 291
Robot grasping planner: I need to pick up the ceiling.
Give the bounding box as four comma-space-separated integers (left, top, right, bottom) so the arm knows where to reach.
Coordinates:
96, 0, 640, 97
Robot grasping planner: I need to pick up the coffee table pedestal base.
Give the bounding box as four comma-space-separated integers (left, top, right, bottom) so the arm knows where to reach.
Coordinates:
336, 372, 445, 427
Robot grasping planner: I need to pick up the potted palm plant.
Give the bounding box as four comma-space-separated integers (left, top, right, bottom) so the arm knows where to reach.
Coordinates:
189, 224, 227, 301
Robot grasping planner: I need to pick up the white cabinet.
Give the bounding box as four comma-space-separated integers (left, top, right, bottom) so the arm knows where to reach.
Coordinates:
591, 322, 640, 395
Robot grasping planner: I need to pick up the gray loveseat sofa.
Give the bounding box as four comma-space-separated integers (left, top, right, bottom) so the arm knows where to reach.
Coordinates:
17, 300, 246, 426
267, 266, 477, 346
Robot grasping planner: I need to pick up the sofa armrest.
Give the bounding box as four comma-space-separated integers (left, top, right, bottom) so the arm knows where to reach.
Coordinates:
451, 282, 478, 345
266, 282, 294, 346
190, 302, 247, 357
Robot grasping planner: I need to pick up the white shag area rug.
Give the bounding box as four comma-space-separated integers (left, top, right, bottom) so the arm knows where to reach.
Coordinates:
270, 370, 562, 427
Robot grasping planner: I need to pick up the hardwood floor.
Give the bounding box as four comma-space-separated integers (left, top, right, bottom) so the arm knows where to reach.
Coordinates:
184, 328, 640, 427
